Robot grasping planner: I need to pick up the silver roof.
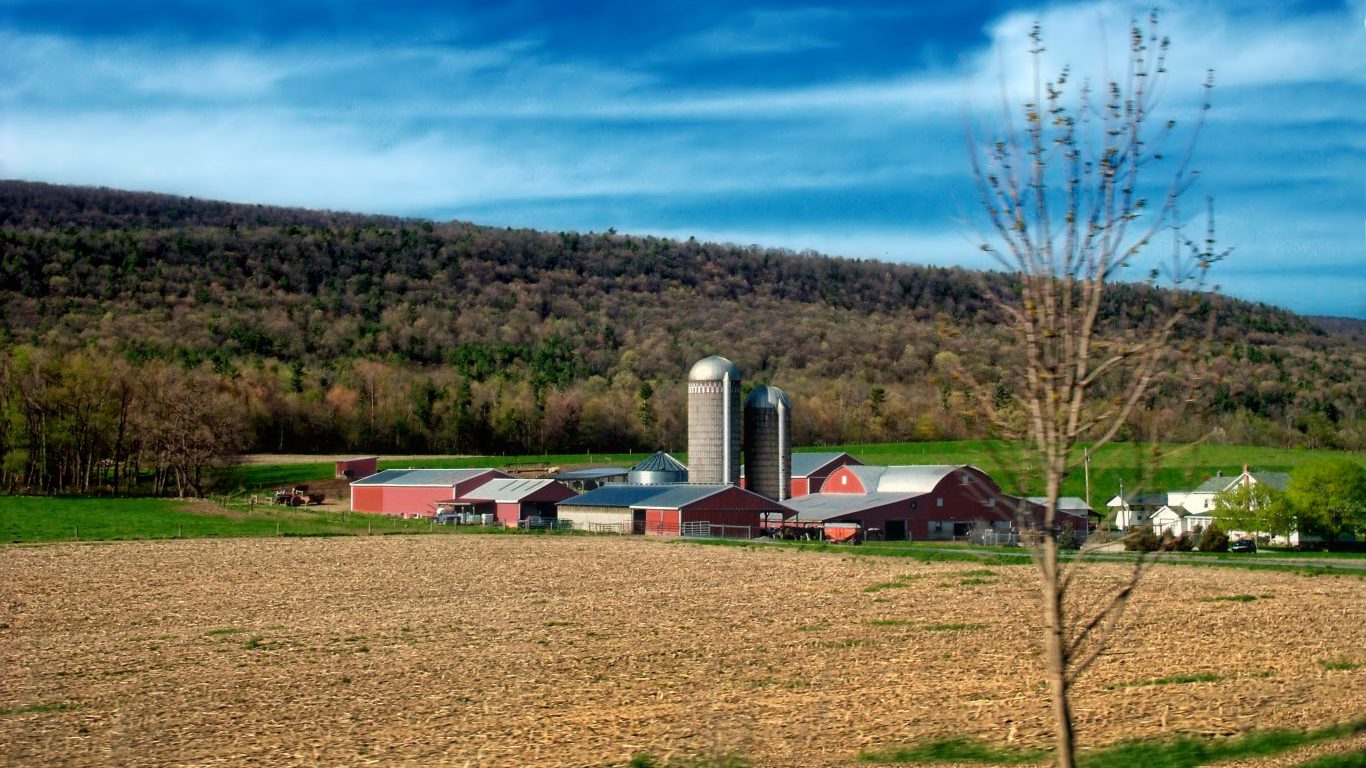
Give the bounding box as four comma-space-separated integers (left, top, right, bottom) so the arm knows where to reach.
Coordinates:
351, 468, 497, 486
874, 465, 965, 493
780, 492, 920, 522
688, 355, 742, 382
460, 478, 561, 503
744, 385, 790, 409
630, 451, 688, 473
1026, 496, 1094, 512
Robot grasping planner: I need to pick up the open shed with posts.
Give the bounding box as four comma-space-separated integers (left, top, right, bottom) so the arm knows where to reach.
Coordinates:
452, 478, 577, 527
557, 483, 789, 538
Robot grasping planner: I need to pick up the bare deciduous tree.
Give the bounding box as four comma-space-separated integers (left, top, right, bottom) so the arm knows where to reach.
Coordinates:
965, 13, 1225, 766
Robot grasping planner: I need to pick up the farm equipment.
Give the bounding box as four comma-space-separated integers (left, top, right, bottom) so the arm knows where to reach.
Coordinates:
274, 485, 325, 506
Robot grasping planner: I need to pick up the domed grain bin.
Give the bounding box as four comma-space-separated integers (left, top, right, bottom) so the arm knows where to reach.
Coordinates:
628, 451, 689, 485
743, 385, 791, 501
687, 355, 742, 485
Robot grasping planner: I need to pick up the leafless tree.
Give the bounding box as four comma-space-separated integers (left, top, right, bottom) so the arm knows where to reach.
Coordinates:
965, 13, 1225, 766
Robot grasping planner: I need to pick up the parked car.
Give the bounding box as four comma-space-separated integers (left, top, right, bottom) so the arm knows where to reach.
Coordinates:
1230, 538, 1257, 553
434, 510, 460, 525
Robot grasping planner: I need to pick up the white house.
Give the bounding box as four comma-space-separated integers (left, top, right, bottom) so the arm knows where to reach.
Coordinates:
1146, 467, 1293, 542
1107, 492, 1170, 530
1151, 505, 1217, 537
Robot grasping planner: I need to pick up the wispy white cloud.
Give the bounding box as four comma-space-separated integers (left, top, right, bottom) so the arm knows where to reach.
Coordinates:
650, 7, 848, 60
1, 0, 1362, 316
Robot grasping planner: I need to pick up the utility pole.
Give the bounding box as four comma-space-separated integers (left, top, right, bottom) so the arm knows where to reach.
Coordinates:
1084, 448, 1091, 515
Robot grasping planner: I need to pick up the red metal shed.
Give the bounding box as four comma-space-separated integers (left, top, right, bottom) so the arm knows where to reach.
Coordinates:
349, 468, 512, 517
336, 456, 379, 480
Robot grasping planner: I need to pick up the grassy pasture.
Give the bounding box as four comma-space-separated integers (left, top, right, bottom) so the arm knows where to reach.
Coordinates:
0, 495, 508, 543
1, 536, 1361, 767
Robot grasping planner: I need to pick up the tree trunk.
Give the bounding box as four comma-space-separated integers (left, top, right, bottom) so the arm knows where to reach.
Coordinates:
1043, 572, 1077, 767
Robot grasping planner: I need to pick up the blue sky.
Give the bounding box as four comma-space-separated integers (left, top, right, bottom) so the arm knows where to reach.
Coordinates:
2, 1, 1363, 318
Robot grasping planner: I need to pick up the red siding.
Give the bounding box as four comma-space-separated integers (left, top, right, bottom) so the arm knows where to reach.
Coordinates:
495, 502, 523, 527
790, 477, 810, 497
336, 457, 379, 480
351, 486, 385, 514
644, 509, 680, 536
822, 465, 868, 494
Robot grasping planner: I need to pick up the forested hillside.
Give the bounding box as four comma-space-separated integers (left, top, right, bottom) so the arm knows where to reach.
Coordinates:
1, 181, 1361, 492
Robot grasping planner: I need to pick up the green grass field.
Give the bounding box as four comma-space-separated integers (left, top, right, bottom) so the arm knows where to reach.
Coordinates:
227, 440, 1364, 505
0, 496, 525, 543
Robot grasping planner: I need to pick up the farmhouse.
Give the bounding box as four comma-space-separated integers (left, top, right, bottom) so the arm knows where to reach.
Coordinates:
1149, 467, 1292, 540
556, 483, 788, 537
1106, 491, 1170, 529
350, 468, 512, 517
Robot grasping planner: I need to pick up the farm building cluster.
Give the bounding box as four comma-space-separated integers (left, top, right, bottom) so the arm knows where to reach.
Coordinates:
345, 356, 1092, 542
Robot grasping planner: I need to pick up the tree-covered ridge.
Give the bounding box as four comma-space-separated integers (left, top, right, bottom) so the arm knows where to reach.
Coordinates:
0, 181, 1360, 491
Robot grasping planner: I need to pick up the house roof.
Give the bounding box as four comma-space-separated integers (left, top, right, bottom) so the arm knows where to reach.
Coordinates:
630, 451, 688, 473
1106, 492, 1169, 508
460, 478, 563, 503
351, 468, 496, 487
790, 452, 858, 477
780, 492, 920, 522
1193, 475, 1237, 494
1194, 471, 1292, 494
1252, 472, 1291, 491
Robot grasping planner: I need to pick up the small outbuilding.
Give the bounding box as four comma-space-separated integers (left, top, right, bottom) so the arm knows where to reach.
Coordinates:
336, 456, 379, 480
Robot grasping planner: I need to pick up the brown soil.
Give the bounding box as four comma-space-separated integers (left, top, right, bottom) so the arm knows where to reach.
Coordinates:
1, 537, 1362, 767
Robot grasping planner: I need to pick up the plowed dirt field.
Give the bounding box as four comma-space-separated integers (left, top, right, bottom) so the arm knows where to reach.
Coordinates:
2, 536, 1362, 767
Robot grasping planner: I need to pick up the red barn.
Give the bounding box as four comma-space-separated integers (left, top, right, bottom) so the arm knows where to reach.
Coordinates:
453, 478, 577, 527
789, 452, 862, 497
741, 451, 862, 498
783, 464, 1083, 541
349, 468, 511, 518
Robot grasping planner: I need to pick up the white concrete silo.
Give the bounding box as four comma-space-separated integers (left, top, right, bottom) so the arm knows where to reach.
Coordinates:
687, 355, 742, 485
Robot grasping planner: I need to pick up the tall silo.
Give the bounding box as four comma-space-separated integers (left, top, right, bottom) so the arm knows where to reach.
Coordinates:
687, 355, 742, 485
743, 386, 791, 501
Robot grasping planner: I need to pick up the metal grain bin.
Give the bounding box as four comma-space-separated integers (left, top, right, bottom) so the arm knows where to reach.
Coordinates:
628, 451, 689, 485
743, 385, 791, 501
687, 355, 742, 485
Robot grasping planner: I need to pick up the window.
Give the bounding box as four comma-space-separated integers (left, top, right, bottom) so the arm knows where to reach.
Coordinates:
841, 475, 847, 486
937, 497, 943, 507
986, 498, 995, 507
909, 501, 917, 510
